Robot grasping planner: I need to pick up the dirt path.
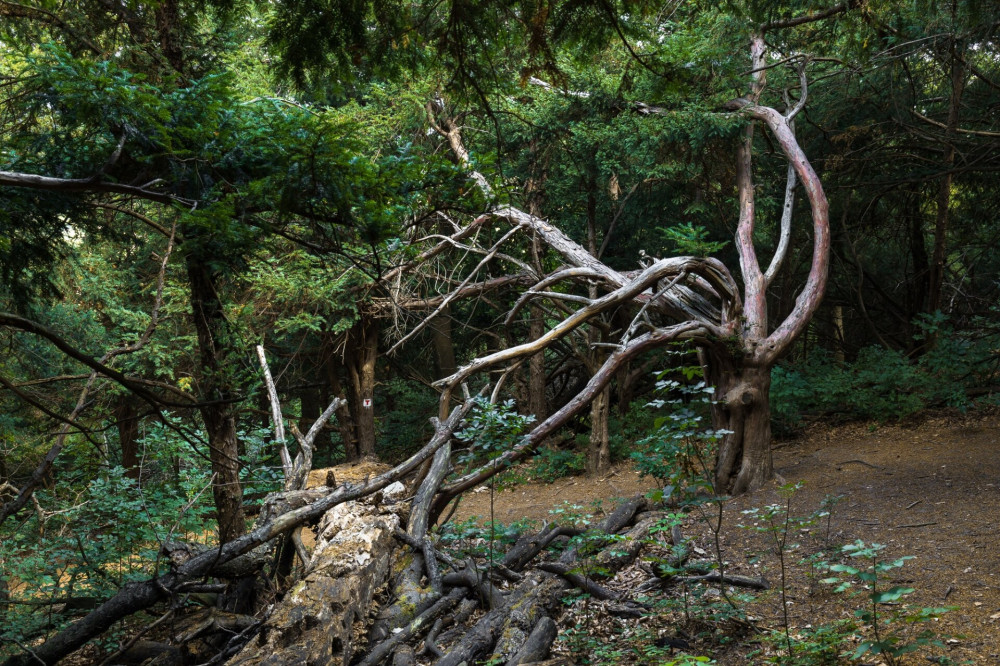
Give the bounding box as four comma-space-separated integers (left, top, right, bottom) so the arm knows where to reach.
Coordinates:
748, 413, 1000, 664
455, 411, 1000, 663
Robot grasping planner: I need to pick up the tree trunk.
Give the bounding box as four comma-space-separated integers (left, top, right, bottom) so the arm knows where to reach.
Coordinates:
527, 305, 547, 421
584, 184, 611, 474
709, 355, 774, 495
323, 349, 359, 461
346, 317, 378, 459
430, 304, 457, 379
186, 253, 246, 544
114, 400, 141, 480
586, 385, 611, 474
927, 41, 966, 316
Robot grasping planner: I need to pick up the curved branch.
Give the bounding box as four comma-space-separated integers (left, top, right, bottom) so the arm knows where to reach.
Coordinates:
764, 160, 796, 288
0, 313, 195, 409
728, 101, 830, 362
386, 222, 527, 356
493, 205, 729, 323
432, 322, 709, 514
505, 267, 606, 324
433, 258, 725, 391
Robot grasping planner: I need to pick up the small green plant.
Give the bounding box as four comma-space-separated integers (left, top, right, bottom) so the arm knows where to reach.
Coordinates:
821, 540, 953, 665
748, 619, 857, 665
631, 373, 727, 505
455, 398, 535, 473
435, 516, 536, 561
740, 482, 813, 658
659, 221, 729, 257
529, 446, 585, 481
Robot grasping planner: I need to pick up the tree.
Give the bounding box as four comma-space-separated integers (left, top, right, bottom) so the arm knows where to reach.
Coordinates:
408, 4, 845, 496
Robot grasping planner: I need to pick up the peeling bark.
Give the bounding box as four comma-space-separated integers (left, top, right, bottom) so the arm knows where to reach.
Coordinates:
226, 481, 406, 666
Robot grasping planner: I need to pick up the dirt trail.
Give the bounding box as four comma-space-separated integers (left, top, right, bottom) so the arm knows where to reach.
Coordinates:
456, 411, 1000, 663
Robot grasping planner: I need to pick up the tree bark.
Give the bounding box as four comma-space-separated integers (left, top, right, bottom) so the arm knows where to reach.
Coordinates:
185, 252, 246, 544
323, 347, 359, 461
586, 385, 611, 474
431, 304, 457, 379
709, 356, 773, 495
927, 40, 966, 316
114, 399, 141, 480
346, 316, 378, 459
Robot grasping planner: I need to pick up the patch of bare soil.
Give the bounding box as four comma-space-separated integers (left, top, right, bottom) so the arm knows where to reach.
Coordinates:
454, 464, 660, 525
458, 411, 1000, 664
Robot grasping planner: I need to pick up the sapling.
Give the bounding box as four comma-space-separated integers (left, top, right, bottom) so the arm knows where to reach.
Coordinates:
821, 540, 954, 665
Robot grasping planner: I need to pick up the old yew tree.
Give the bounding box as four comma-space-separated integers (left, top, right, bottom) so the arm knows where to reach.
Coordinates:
3, 0, 999, 664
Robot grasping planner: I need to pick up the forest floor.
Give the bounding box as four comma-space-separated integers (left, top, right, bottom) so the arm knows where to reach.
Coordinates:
455, 409, 1000, 665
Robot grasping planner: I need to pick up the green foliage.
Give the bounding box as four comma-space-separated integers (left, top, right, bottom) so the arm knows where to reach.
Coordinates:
631, 373, 728, 503
748, 620, 858, 666
376, 378, 440, 462
529, 446, 586, 481
771, 315, 999, 432
0, 418, 281, 656
455, 398, 536, 469
435, 516, 537, 560
658, 222, 729, 257
820, 541, 954, 665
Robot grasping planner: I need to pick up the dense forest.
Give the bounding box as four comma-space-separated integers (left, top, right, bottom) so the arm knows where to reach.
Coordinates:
1, 1, 999, 664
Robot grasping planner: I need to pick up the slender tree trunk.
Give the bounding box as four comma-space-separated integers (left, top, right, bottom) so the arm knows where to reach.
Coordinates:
832, 305, 845, 363
526, 143, 549, 422
586, 386, 611, 474
346, 316, 378, 459
927, 42, 965, 316
584, 185, 611, 473
114, 400, 141, 480
186, 253, 246, 544
323, 350, 359, 461
430, 305, 457, 379
527, 307, 547, 421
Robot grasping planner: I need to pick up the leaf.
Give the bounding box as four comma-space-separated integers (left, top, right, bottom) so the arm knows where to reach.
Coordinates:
872, 586, 914, 603
851, 640, 875, 658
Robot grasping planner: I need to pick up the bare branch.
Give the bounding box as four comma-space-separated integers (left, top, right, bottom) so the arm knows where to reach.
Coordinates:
386, 222, 527, 356
434, 257, 728, 391
764, 164, 796, 289
727, 99, 831, 361
506, 267, 606, 324
433, 322, 708, 510
256, 345, 293, 478
910, 109, 1000, 138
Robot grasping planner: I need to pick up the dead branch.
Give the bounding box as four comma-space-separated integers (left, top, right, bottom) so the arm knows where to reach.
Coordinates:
677, 572, 770, 590
0, 404, 471, 666
255, 345, 293, 477
432, 322, 707, 517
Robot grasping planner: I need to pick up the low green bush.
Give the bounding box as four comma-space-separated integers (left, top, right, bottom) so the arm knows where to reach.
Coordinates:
771, 314, 999, 433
